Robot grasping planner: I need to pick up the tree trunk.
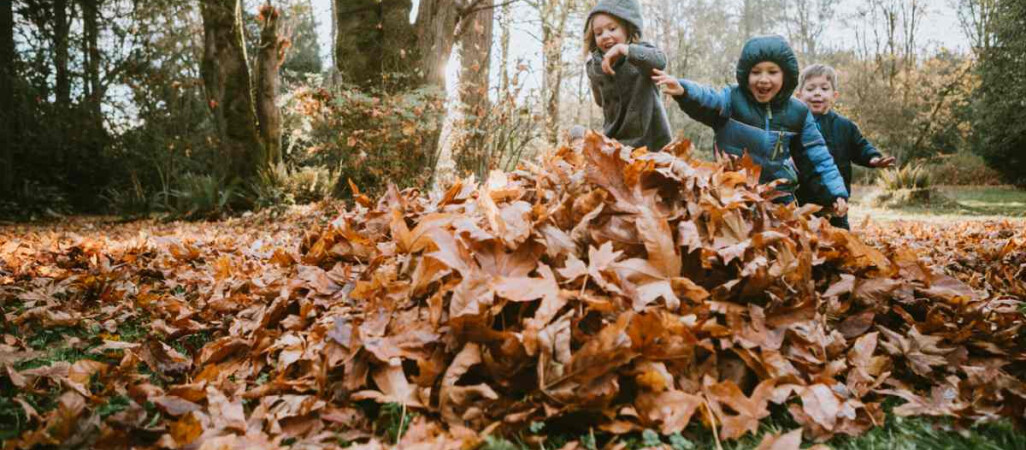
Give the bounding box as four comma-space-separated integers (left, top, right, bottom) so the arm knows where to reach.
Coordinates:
54, 0, 71, 108
414, 0, 461, 90
202, 2, 226, 139
0, 0, 14, 193
81, 0, 102, 119
255, 3, 283, 165
539, 0, 572, 144
330, 0, 463, 190
455, 0, 493, 175
741, 0, 754, 41
333, 0, 414, 89
329, 0, 337, 72
499, 1, 511, 97
200, 0, 266, 180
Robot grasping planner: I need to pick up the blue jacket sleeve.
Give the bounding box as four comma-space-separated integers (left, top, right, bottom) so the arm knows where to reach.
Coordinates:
793, 110, 848, 199
850, 122, 883, 167
672, 80, 729, 128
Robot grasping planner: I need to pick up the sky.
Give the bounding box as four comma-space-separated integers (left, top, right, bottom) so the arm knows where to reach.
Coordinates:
307, 0, 971, 95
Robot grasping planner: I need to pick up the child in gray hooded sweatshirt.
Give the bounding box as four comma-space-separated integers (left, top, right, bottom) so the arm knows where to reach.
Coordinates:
585, 0, 672, 152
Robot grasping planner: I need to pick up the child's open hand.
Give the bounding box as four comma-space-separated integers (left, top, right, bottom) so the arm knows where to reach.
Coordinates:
601, 44, 629, 75
651, 69, 685, 96
832, 197, 848, 217
869, 156, 896, 168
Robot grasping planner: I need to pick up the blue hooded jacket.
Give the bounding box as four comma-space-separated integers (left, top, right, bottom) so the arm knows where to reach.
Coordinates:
671, 36, 848, 202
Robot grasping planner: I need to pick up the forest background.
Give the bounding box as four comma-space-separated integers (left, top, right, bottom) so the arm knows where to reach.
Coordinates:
0, 0, 1022, 219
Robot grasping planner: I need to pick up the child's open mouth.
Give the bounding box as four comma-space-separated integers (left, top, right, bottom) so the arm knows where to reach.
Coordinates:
755, 87, 773, 98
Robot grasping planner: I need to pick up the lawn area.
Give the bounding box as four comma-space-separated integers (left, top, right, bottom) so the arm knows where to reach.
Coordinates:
476, 414, 1026, 450
849, 185, 1026, 223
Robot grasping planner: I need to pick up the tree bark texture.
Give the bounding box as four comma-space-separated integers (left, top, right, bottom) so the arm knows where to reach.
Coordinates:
414, 0, 461, 89
81, 0, 103, 120
539, 0, 572, 144
200, 0, 266, 180
54, 0, 71, 109
256, 3, 284, 165
1, 0, 14, 192
456, 0, 493, 174
333, 0, 415, 89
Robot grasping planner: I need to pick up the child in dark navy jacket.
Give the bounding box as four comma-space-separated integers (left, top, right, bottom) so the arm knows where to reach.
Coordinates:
795, 64, 896, 229
651, 35, 849, 217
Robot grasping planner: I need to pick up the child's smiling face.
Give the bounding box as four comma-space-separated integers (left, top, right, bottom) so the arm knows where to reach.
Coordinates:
748, 61, 784, 104
798, 75, 839, 115
591, 13, 628, 53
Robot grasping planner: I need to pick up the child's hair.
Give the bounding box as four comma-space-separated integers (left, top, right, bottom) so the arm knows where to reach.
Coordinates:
583, 13, 641, 55
799, 64, 840, 91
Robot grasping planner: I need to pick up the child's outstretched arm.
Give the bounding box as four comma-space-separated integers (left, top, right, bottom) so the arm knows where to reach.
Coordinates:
626, 43, 667, 75
599, 43, 667, 76
794, 110, 849, 213
851, 124, 895, 168
652, 69, 728, 128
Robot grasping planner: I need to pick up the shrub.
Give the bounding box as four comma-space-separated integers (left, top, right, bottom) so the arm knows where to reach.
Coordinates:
284, 165, 336, 204
877, 164, 931, 191
249, 163, 336, 209
249, 164, 294, 210
924, 151, 1003, 186
0, 180, 71, 221
288, 83, 446, 197
172, 174, 242, 219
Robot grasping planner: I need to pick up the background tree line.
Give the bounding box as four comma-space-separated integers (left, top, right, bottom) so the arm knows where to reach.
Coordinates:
0, 0, 1022, 219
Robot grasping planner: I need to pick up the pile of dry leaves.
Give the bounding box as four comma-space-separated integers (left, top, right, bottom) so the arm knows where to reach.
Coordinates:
1, 133, 1024, 449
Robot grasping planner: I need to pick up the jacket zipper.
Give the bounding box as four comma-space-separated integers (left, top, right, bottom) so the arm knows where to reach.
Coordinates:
765, 104, 772, 132
765, 104, 783, 160
771, 131, 784, 160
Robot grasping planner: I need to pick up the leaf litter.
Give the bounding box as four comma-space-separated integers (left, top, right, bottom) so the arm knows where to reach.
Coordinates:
1, 133, 1024, 449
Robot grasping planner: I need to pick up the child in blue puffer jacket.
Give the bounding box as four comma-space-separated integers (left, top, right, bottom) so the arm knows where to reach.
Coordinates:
651, 35, 848, 216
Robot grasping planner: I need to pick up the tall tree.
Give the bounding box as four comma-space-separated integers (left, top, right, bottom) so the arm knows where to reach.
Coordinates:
415, 0, 463, 89
332, 0, 493, 187
955, 0, 998, 57
783, 0, 837, 60
973, 0, 1026, 185
333, 0, 415, 89
333, 0, 493, 92
81, 0, 103, 122
530, 0, 575, 143
0, 0, 13, 192
498, 1, 511, 97
200, 0, 266, 180
255, 2, 285, 165
54, 0, 72, 109
455, 0, 494, 175
740, 0, 781, 42
281, 0, 322, 77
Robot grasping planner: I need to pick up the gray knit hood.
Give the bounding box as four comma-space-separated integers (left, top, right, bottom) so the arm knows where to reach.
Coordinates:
585, 0, 645, 36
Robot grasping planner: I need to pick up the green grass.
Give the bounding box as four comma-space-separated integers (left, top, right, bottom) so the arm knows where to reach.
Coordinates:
480, 407, 1026, 450
850, 185, 1026, 223
940, 186, 1026, 214
0, 316, 157, 442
